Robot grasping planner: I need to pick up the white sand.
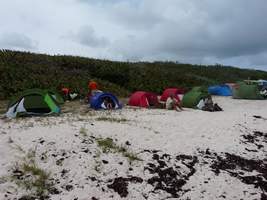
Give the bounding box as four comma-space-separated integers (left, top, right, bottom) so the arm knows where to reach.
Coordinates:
0, 96, 266, 200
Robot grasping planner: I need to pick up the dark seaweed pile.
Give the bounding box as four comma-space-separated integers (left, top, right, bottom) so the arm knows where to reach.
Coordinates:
210, 153, 267, 192
107, 176, 143, 197
145, 153, 198, 198
241, 131, 267, 150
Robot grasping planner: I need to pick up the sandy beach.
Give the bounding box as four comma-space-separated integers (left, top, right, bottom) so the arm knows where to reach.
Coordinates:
0, 96, 266, 200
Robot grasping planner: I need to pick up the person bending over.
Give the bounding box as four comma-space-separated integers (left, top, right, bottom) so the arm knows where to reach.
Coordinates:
166, 94, 183, 111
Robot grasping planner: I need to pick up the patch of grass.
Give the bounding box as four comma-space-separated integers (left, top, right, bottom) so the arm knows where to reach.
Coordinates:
9, 148, 55, 199
11, 162, 53, 198
96, 138, 142, 162
79, 127, 88, 137
96, 138, 116, 153
10, 162, 53, 197
95, 117, 128, 123
123, 152, 142, 162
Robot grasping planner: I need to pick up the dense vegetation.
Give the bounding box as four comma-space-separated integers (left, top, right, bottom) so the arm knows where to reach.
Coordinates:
1, 49, 267, 100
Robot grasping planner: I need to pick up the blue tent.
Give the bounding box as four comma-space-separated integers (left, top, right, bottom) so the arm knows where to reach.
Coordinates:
208, 85, 232, 96
90, 92, 122, 110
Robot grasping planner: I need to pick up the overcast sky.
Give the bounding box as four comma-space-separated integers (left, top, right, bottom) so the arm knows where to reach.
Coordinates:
0, 0, 267, 71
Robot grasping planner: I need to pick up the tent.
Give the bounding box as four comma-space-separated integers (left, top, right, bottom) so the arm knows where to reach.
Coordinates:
255, 79, 267, 86
160, 88, 185, 102
181, 87, 209, 108
225, 83, 238, 91
128, 91, 159, 108
47, 90, 64, 104
208, 85, 232, 96
90, 92, 122, 110
232, 82, 265, 100
6, 89, 61, 118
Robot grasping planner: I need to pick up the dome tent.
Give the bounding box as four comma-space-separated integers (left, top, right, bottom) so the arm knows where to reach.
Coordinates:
232, 82, 265, 100
90, 92, 122, 110
128, 91, 159, 108
6, 89, 61, 118
47, 90, 64, 104
181, 87, 209, 108
160, 88, 185, 102
208, 85, 232, 96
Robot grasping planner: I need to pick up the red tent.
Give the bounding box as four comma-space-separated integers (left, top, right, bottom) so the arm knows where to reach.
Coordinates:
160, 88, 185, 102
128, 91, 159, 108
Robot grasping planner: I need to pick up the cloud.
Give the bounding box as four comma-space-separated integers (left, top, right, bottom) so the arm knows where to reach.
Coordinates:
69, 25, 109, 48
0, 32, 37, 50
106, 0, 267, 70
0, 0, 267, 71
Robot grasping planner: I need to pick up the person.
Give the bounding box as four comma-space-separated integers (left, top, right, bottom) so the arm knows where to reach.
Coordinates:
165, 94, 183, 111
101, 97, 114, 109
202, 95, 222, 112
87, 80, 102, 102
61, 87, 70, 101
202, 95, 214, 111
260, 86, 267, 98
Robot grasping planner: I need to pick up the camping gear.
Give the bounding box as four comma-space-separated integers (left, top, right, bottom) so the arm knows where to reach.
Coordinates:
62, 88, 69, 95
208, 85, 232, 96
90, 92, 121, 110
160, 88, 185, 102
69, 93, 78, 100
181, 87, 209, 108
61, 87, 70, 100
128, 91, 159, 108
6, 89, 61, 118
232, 82, 265, 100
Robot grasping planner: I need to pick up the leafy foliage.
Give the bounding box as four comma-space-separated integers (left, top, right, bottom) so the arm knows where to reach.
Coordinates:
1, 49, 267, 100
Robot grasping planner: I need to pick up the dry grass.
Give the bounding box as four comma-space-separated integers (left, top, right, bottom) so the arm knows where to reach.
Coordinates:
8, 146, 55, 198
96, 137, 142, 162
95, 116, 128, 123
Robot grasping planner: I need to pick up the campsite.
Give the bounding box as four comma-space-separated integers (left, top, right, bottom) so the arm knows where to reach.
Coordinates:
0, 95, 266, 200
0, 69, 267, 200
2, 0, 267, 198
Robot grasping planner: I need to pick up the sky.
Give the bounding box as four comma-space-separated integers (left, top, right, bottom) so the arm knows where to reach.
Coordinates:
0, 0, 267, 71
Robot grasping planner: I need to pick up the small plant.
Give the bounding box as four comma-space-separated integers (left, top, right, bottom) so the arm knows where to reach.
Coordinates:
96, 138, 142, 162
123, 151, 142, 162
8, 147, 55, 199
96, 137, 116, 153
10, 161, 54, 198
95, 117, 128, 123
79, 127, 87, 137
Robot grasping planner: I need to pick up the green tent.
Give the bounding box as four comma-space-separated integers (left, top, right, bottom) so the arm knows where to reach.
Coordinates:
47, 90, 64, 104
232, 82, 264, 100
181, 87, 209, 108
6, 89, 61, 118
